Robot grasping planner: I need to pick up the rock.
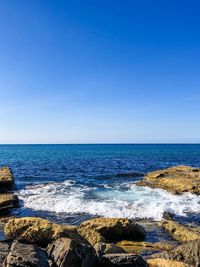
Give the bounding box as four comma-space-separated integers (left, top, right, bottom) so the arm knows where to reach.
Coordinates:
137, 165, 200, 194
78, 218, 146, 246
0, 168, 14, 192
161, 220, 200, 243
0, 242, 10, 266
0, 194, 19, 212
94, 242, 125, 255
117, 241, 174, 254
47, 237, 98, 267
4, 217, 82, 247
147, 258, 189, 267
150, 239, 200, 267
3, 240, 49, 267
100, 253, 147, 267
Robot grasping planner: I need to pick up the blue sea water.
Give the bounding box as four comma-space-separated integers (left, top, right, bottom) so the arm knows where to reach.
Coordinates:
0, 144, 200, 225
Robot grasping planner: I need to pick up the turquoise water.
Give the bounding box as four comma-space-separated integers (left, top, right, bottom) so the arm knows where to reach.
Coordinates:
0, 144, 200, 224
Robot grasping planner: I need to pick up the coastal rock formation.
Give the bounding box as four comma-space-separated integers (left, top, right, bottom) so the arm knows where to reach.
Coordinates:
117, 241, 174, 254
47, 237, 98, 267
0, 242, 10, 266
161, 220, 200, 243
137, 165, 200, 194
150, 239, 200, 267
147, 258, 189, 267
4, 217, 82, 247
78, 218, 146, 246
0, 194, 19, 212
100, 253, 148, 267
94, 242, 125, 255
3, 241, 49, 267
0, 168, 14, 192
0, 167, 19, 212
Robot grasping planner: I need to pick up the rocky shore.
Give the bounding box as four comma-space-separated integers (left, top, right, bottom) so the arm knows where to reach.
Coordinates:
0, 165, 200, 267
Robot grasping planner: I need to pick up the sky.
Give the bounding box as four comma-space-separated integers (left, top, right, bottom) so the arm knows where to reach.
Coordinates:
0, 0, 200, 144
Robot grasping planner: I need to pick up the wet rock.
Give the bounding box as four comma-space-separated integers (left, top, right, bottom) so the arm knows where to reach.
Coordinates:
100, 253, 147, 267
0, 194, 19, 212
3, 240, 49, 267
47, 237, 98, 267
147, 258, 189, 267
94, 242, 125, 256
0, 241, 10, 266
161, 220, 200, 242
150, 239, 200, 267
137, 165, 200, 194
117, 241, 174, 254
78, 218, 146, 246
4, 217, 82, 247
0, 168, 14, 192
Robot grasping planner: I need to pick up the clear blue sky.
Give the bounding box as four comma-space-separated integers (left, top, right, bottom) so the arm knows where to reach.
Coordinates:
0, 1, 200, 143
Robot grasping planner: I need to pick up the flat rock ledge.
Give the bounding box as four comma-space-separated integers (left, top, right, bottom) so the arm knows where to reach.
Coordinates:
137, 165, 200, 194
0, 167, 19, 212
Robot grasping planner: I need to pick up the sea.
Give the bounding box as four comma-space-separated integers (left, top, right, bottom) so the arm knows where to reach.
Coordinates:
0, 144, 200, 228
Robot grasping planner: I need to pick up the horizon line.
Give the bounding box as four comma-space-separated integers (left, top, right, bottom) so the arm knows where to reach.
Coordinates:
0, 143, 200, 145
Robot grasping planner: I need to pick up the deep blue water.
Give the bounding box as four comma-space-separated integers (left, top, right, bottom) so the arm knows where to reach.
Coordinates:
0, 144, 200, 226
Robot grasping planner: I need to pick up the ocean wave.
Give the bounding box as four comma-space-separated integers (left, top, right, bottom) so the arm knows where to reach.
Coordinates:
18, 180, 200, 221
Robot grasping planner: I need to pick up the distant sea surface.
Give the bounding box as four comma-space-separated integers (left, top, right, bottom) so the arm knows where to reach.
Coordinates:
0, 144, 200, 225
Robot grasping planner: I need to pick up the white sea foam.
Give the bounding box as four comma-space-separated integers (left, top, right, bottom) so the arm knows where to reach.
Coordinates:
18, 180, 200, 221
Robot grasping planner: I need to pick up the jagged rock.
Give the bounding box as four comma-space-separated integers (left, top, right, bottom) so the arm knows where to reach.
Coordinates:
137, 165, 200, 194
161, 220, 200, 242
117, 241, 174, 254
47, 237, 98, 267
0, 242, 10, 266
0, 168, 14, 192
150, 239, 200, 267
147, 258, 189, 267
4, 217, 82, 247
100, 253, 147, 267
94, 242, 125, 255
3, 240, 49, 267
78, 218, 146, 246
0, 194, 19, 212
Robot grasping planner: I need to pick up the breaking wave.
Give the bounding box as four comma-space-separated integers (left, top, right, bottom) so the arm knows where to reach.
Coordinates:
18, 180, 200, 221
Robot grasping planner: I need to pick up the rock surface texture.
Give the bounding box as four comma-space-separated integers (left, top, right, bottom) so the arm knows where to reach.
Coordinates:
47, 237, 98, 267
4, 217, 82, 247
0, 242, 10, 266
0, 194, 18, 212
3, 241, 49, 267
0, 168, 14, 192
161, 220, 200, 243
147, 258, 189, 267
0, 167, 18, 212
137, 165, 200, 194
100, 253, 148, 267
78, 218, 146, 246
150, 239, 200, 267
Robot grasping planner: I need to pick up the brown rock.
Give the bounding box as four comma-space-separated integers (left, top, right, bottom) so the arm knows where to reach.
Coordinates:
47, 237, 98, 267
94, 242, 125, 255
137, 165, 200, 194
3, 240, 49, 267
100, 253, 148, 267
78, 218, 146, 246
0, 194, 19, 212
0, 168, 14, 192
147, 258, 189, 267
117, 240, 174, 254
4, 217, 82, 247
150, 239, 200, 267
161, 220, 200, 243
